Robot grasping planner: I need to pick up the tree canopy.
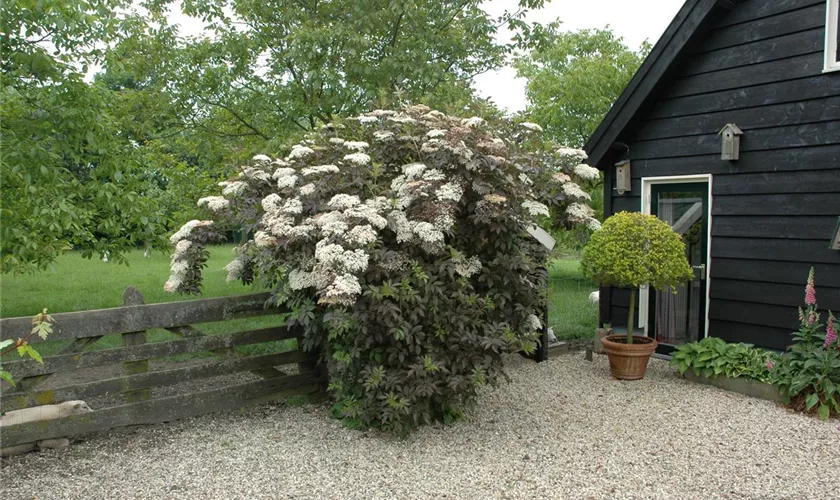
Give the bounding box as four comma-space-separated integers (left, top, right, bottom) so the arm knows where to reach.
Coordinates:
1, 0, 546, 273
515, 24, 649, 147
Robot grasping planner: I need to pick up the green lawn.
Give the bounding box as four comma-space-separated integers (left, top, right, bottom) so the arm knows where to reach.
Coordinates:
0, 245, 291, 358
547, 259, 599, 340
0, 249, 596, 355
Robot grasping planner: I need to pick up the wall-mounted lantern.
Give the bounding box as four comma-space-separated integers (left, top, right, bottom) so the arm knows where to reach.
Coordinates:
831, 216, 840, 250
614, 160, 631, 195
718, 123, 743, 160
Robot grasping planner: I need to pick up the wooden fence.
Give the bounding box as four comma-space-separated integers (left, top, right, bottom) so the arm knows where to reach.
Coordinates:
0, 287, 325, 448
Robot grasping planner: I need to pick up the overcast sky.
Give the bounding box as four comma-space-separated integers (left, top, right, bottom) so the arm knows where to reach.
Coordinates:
166, 0, 685, 112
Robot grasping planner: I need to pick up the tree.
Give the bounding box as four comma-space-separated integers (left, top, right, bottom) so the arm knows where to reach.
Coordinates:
515, 25, 650, 147
0, 0, 169, 273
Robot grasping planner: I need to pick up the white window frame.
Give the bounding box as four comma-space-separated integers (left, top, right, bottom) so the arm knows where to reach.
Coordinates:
638, 174, 713, 340
825, 0, 840, 72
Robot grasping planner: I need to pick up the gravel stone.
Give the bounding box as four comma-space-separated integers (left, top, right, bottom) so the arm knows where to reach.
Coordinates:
3, 354, 839, 499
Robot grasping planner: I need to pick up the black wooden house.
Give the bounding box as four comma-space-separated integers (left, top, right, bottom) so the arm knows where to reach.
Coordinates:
584, 0, 840, 352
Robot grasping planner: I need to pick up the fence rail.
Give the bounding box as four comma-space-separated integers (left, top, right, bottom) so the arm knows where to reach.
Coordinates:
0, 287, 324, 448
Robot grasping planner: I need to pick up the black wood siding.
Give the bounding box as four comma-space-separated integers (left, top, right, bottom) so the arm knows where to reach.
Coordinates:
602, 0, 840, 350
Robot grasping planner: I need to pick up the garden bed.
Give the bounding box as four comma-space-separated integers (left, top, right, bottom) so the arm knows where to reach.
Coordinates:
682, 371, 784, 404
3, 354, 838, 499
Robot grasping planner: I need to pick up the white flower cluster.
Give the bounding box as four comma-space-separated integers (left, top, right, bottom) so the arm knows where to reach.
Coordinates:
520, 122, 543, 132
299, 183, 316, 196
170, 219, 213, 244
343, 153, 371, 165
436, 182, 463, 202
343, 141, 369, 151
328, 194, 361, 210
562, 182, 591, 200
197, 196, 230, 212
329, 137, 345, 145
164, 239, 192, 292
373, 130, 395, 141
357, 115, 379, 124
526, 314, 542, 331
565, 202, 595, 222
522, 200, 550, 217
461, 116, 485, 128
454, 255, 482, 278
252, 154, 271, 163
288, 145, 315, 161
345, 224, 377, 246
573, 164, 600, 181
426, 129, 446, 138
557, 147, 588, 161
301, 164, 340, 176
221, 181, 248, 197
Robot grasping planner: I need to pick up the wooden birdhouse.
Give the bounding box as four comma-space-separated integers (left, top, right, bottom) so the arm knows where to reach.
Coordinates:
718, 123, 743, 160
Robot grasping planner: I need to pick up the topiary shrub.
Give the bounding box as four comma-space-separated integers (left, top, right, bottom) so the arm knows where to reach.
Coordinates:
163, 105, 597, 434
580, 211, 693, 343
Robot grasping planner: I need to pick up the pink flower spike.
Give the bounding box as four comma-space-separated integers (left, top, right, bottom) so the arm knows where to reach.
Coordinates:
766, 359, 774, 370
824, 314, 837, 349
805, 267, 817, 305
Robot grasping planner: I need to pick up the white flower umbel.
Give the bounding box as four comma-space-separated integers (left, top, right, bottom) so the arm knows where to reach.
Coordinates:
557, 147, 588, 161
527, 314, 542, 331
321, 273, 362, 306
370, 109, 396, 117
387, 115, 418, 125
197, 196, 230, 212
562, 182, 591, 200
254, 230, 278, 248
261, 193, 284, 213
436, 182, 463, 202
373, 130, 395, 141
328, 194, 361, 210
344, 224, 377, 246
329, 137, 346, 145
299, 183, 316, 196
552, 172, 571, 183
288, 268, 317, 290
301, 164, 340, 177
426, 129, 446, 138
343, 153, 371, 166
484, 194, 507, 204
522, 200, 550, 217
388, 210, 414, 243
343, 141, 369, 151
288, 145, 315, 160
224, 256, 246, 283
413, 221, 444, 245
252, 154, 271, 163
282, 197, 303, 215
566, 202, 595, 222
344, 204, 388, 230
573, 164, 600, 181
402, 162, 426, 180
277, 174, 298, 189
587, 218, 602, 231
461, 116, 485, 128
272, 167, 297, 179
358, 115, 379, 124
222, 181, 247, 197
454, 256, 482, 278
170, 220, 213, 244
174, 239, 192, 255
240, 167, 272, 183
520, 122, 543, 132
422, 169, 446, 181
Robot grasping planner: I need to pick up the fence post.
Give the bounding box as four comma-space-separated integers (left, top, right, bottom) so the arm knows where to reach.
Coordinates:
121, 286, 151, 402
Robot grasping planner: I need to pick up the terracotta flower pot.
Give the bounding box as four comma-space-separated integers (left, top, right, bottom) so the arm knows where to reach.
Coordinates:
600, 335, 658, 380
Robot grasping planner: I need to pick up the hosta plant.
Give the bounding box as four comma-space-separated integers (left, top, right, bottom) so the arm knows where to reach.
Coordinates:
163, 105, 597, 434
670, 337, 779, 383
772, 268, 840, 420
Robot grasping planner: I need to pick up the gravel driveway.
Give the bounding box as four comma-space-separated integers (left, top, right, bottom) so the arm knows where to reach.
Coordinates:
3, 353, 839, 499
